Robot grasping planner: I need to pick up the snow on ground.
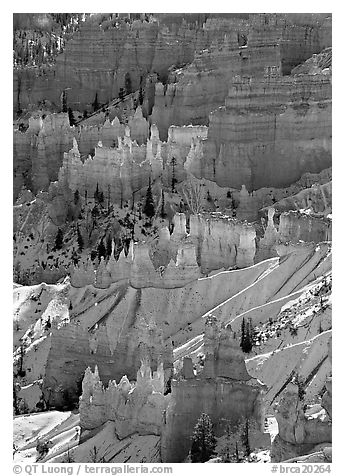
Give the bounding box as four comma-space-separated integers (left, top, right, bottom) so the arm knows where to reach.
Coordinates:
50, 421, 161, 463
13, 410, 79, 463
13, 412, 161, 464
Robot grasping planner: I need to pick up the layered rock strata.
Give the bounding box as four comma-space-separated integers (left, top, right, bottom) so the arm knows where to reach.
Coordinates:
151, 14, 331, 138
186, 66, 331, 190
13, 14, 249, 115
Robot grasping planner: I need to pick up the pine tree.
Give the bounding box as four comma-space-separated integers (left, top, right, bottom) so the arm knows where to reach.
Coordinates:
143, 179, 155, 219
73, 189, 80, 205
92, 93, 99, 112
190, 413, 217, 463
171, 157, 177, 192
94, 183, 100, 202
77, 227, 84, 252
217, 423, 240, 462
98, 191, 104, 205
106, 235, 113, 258
61, 90, 67, 113
125, 72, 132, 95
240, 318, 253, 353
54, 228, 64, 250
241, 418, 251, 457
119, 88, 125, 101
68, 107, 75, 126
139, 86, 144, 105
240, 317, 246, 350
97, 239, 106, 261
160, 190, 167, 218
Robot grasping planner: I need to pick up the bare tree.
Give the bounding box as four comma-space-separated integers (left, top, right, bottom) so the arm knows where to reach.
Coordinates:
180, 176, 204, 214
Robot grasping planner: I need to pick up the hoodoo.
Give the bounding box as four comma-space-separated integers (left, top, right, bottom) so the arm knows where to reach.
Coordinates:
13, 12, 332, 465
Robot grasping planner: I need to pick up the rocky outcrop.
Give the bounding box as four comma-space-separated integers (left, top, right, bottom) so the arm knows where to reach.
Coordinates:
183, 212, 257, 273
68, 213, 260, 289
187, 65, 331, 191
270, 332, 332, 462
256, 207, 279, 262
79, 362, 167, 434
278, 211, 332, 243
13, 15, 246, 115
161, 317, 269, 462
261, 181, 332, 217
13, 113, 74, 197
14, 304, 173, 410
271, 381, 331, 462
53, 122, 206, 203
151, 13, 331, 139
78, 316, 269, 462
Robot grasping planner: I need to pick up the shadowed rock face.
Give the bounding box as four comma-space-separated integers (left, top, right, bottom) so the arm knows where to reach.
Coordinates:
161, 319, 268, 462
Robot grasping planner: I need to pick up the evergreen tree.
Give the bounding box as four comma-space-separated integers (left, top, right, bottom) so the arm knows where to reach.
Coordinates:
54, 228, 64, 250
240, 318, 253, 353
160, 190, 167, 218
94, 183, 100, 202
240, 317, 246, 350
92, 93, 99, 112
97, 239, 107, 261
61, 90, 67, 113
119, 87, 125, 101
164, 377, 172, 395
106, 235, 113, 258
125, 72, 132, 95
241, 418, 251, 457
68, 107, 75, 126
98, 191, 104, 205
77, 226, 84, 252
171, 157, 177, 192
138, 86, 144, 105
191, 413, 217, 463
73, 189, 80, 205
143, 179, 155, 219
217, 423, 240, 463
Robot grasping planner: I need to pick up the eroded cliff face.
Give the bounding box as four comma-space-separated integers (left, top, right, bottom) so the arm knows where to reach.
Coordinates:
13, 280, 174, 410
78, 319, 268, 463
151, 14, 331, 139
161, 319, 268, 462
79, 362, 167, 435
187, 65, 331, 191
278, 211, 331, 244
14, 113, 74, 197
13, 113, 207, 201
13, 15, 244, 115
270, 336, 332, 463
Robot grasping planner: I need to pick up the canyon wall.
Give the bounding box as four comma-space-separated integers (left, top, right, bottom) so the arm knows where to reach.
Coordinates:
15, 296, 173, 409
13, 15, 248, 115
162, 318, 268, 462
151, 14, 331, 139
68, 213, 258, 289
186, 66, 331, 191
78, 318, 268, 462
14, 14, 331, 128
